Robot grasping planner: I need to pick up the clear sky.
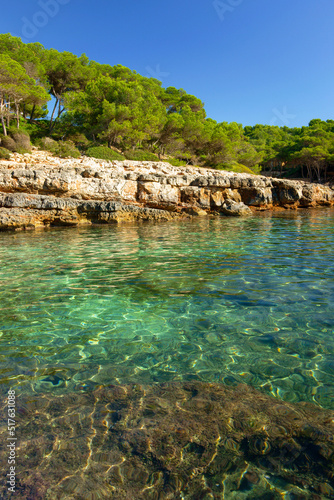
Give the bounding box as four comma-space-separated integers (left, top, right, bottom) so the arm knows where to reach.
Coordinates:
1, 0, 333, 127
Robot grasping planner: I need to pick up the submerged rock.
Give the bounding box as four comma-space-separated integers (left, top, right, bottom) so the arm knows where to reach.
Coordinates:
0, 381, 333, 499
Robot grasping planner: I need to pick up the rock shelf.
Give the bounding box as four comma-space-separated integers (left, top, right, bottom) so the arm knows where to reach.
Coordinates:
0, 150, 333, 230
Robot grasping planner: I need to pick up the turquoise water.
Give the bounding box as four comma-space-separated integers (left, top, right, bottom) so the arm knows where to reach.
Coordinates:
0, 209, 334, 408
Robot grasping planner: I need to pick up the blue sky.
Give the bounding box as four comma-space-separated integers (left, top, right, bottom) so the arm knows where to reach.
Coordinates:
1, 0, 333, 127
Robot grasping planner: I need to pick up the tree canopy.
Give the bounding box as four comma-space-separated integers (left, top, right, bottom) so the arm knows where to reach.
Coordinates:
244, 121, 334, 180
0, 53, 49, 135
0, 33, 333, 180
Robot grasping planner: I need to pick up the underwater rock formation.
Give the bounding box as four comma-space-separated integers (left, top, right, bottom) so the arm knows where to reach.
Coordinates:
0, 381, 333, 499
0, 150, 333, 230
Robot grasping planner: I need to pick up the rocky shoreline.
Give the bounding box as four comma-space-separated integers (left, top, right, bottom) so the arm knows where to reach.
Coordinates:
0, 150, 334, 231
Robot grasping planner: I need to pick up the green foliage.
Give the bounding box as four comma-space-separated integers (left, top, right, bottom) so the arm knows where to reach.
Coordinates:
65, 75, 166, 151
248, 164, 262, 175
124, 150, 159, 161
244, 120, 334, 181
67, 133, 90, 149
37, 137, 80, 158
86, 146, 125, 161
0, 129, 31, 153
1, 136, 16, 151
0, 52, 50, 135
54, 141, 81, 159
166, 158, 187, 166
215, 163, 258, 175
0, 34, 332, 180
0, 147, 10, 159
11, 131, 31, 152
22, 120, 50, 142
36, 136, 58, 153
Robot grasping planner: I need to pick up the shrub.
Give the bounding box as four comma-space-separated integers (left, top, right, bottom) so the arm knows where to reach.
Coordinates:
166, 158, 187, 167
12, 132, 31, 153
36, 137, 58, 153
67, 133, 90, 149
0, 147, 10, 160
124, 150, 159, 161
0, 131, 32, 154
37, 138, 81, 158
26, 120, 50, 141
1, 136, 16, 152
55, 141, 81, 158
215, 163, 258, 175
86, 146, 125, 161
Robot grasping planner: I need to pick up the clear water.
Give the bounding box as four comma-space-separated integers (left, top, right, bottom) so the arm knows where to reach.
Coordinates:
1, 209, 334, 408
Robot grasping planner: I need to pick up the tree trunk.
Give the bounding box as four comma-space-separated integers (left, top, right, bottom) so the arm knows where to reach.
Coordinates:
15, 102, 20, 129
6, 98, 10, 127
1, 98, 8, 134
49, 97, 59, 133
6, 98, 9, 127
0, 115, 7, 136
51, 105, 65, 132
29, 105, 36, 123
306, 163, 312, 182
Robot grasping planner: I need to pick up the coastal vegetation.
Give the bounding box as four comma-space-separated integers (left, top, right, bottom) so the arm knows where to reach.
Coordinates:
0, 33, 333, 181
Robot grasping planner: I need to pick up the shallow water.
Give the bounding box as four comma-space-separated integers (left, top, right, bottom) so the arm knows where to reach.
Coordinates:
0, 209, 333, 409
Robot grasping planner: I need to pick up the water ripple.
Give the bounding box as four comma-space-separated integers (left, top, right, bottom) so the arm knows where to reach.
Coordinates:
0, 209, 333, 407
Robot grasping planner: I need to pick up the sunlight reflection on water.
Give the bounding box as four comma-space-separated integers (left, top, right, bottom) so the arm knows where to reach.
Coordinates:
0, 209, 333, 408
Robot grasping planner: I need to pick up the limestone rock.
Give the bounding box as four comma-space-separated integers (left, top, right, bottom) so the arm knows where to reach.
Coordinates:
184, 207, 208, 216
0, 150, 333, 230
272, 179, 303, 205
138, 181, 179, 208
240, 187, 273, 206
222, 188, 242, 203
220, 200, 252, 216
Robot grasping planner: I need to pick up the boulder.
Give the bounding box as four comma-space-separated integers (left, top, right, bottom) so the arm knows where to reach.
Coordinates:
220, 200, 252, 216
184, 207, 208, 216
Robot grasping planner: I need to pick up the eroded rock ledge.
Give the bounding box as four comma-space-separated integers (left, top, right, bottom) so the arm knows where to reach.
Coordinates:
0, 151, 333, 230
